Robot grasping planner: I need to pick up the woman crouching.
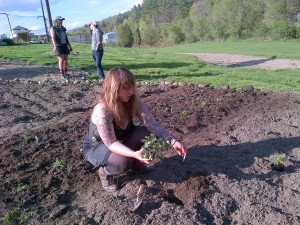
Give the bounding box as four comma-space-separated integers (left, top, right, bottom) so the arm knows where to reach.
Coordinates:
82, 66, 187, 192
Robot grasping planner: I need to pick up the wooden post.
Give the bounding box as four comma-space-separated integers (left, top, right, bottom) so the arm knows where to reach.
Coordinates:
44, 0, 53, 28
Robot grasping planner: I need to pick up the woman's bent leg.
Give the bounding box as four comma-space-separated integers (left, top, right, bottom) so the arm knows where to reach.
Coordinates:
105, 152, 131, 174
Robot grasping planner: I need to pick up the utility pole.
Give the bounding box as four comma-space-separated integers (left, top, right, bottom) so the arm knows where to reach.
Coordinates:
44, 0, 53, 29
40, 0, 50, 42
0, 13, 13, 38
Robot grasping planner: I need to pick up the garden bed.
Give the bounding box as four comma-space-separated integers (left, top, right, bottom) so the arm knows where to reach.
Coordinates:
0, 59, 299, 224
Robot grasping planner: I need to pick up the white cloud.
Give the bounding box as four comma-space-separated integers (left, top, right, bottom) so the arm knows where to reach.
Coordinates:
29, 25, 42, 32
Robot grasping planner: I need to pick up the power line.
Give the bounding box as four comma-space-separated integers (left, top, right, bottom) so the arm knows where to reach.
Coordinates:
0, 13, 13, 37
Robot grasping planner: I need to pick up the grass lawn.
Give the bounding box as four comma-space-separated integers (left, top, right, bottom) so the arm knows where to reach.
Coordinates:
1, 40, 300, 93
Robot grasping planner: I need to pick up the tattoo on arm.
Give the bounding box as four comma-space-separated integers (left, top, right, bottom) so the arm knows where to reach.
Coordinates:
138, 101, 173, 141
94, 107, 117, 146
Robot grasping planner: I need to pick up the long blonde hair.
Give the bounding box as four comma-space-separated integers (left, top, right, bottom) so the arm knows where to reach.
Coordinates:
102, 66, 139, 127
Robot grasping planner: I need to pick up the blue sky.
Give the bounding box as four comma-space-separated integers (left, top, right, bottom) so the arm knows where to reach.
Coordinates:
0, 0, 143, 37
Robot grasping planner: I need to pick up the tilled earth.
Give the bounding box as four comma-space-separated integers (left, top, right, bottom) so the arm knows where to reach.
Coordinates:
0, 61, 300, 224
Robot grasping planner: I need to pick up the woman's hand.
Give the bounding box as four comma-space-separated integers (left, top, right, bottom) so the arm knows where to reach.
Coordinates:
133, 149, 152, 164
172, 141, 187, 158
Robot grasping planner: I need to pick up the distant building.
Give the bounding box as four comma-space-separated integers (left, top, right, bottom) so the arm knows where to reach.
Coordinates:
11, 26, 32, 42
1, 34, 7, 39
103, 32, 116, 43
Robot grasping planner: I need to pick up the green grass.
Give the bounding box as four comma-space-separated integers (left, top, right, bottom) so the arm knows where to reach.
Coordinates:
155, 40, 300, 59
1, 41, 300, 93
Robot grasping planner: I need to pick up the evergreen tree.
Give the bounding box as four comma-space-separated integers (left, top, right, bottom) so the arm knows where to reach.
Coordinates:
116, 24, 133, 47
134, 27, 142, 46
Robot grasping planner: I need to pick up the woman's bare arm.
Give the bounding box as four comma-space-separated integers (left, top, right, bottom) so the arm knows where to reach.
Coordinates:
137, 101, 175, 145
50, 28, 57, 51
137, 101, 187, 157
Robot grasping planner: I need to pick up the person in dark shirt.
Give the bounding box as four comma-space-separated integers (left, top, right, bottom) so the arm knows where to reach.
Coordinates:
50, 16, 72, 79
82, 66, 187, 192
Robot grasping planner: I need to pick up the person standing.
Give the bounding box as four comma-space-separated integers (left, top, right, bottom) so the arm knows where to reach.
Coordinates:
89, 21, 105, 81
50, 16, 72, 79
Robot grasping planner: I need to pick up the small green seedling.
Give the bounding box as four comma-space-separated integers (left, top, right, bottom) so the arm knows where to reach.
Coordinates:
15, 183, 29, 193
23, 135, 33, 143
141, 134, 169, 161
201, 101, 208, 107
56, 221, 69, 225
3, 208, 30, 225
67, 127, 75, 133
227, 92, 234, 97
271, 153, 286, 170
64, 141, 70, 146
180, 110, 189, 117
53, 159, 65, 170
165, 106, 171, 112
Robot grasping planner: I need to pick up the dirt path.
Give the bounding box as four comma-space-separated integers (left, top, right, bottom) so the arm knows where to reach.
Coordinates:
184, 53, 300, 70
0, 59, 82, 81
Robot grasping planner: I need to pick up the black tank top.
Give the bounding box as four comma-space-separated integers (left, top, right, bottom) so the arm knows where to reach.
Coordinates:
89, 120, 134, 143
82, 119, 134, 153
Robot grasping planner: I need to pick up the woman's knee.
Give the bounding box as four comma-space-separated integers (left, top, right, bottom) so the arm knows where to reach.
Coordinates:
106, 153, 131, 174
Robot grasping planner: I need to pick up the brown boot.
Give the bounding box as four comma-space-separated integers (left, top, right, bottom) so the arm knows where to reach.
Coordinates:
98, 167, 118, 192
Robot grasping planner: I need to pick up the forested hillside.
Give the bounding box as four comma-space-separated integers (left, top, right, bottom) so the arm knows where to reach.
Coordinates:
69, 0, 300, 47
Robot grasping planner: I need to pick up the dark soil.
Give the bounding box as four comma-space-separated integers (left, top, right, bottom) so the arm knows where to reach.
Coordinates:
0, 60, 299, 225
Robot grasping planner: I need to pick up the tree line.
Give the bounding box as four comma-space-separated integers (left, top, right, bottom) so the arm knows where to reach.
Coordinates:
69, 0, 300, 47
